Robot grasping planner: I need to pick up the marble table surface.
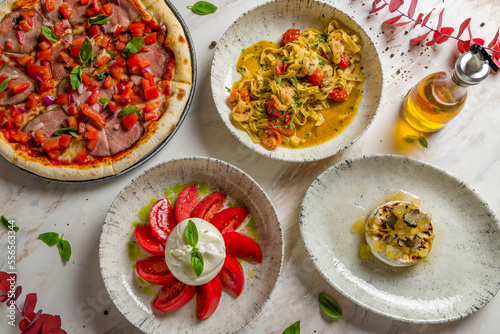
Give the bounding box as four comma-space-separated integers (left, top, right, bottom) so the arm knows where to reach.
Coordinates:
1, 0, 500, 333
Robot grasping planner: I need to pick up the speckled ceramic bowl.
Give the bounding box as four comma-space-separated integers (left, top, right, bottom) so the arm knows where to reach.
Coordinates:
99, 157, 282, 333
211, 0, 382, 162
300, 154, 500, 323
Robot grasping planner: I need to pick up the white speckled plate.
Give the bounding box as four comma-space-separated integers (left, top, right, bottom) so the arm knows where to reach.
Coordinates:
300, 154, 500, 323
211, 0, 382, 162
99, 157, 282, 333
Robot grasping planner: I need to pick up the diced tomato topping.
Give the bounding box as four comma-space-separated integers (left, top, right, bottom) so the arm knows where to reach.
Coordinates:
59, 52, 71, 65
81, 73, 93, 86
78, 121, 86, 134
87, 90, 100, 105
17, 55, 33, 66
110, 67, 126, 81
85, 8, 98, 17
144, 32, 157, 45
86, 138, 98, 151
122, 113, 138, 130
76, 148, 88, 163
97, 54, 110, 67
144, 110, 156, 121
19, 20, 33, 32
43, 138, 60, 151
138, 58, 150, 69
85, 131, 99, 140
35, 130, 48, 146
80, 0, 90, 5
26, 93, 41, 109
87, 25, 100, 37
16, 31, 25, 45
99, 35, 111, 48
38, 40, 52, 50
141, 79, 151, 90
128, 23, 145, 35
121, 86, 133, 99
10, 130, 30, 144
72, 37, 86, 47
21, 10, 36, 17
13, 83, 30, 94
164, 50, 175, 80
45, 0, 58, 12
67, 106, 77, 115
118, 34, 130, 44
82, 105, 106, 128
115, 57, 127, 67
144, 86, 159, 101
86, 124, 98, 133
127, 54, 140, 68
59, 134, 71, 147
92, 0, 101, 12
115, 40, 126, 51
114, 25, 124, 36
56, 93, 69, 105
103, 75, 113, 89
108, 100, 119, 112
67, 116, 77, 128
163, 80, 171, 95
144, 72, 155, 86
59, 3, 74, 19
37, 49, 53, 61
70, 46, 80, 58
53, 22, 64, 37
102, 3, 113, 15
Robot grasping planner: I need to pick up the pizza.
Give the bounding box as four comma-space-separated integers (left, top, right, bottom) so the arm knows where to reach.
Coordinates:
0, 0, 193, 181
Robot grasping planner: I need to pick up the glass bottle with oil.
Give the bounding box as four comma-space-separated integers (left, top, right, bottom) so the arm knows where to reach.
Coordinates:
402, 44, 498, 132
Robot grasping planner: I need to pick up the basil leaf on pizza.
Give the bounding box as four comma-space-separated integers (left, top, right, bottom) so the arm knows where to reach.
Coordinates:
123, 37, 144, 57
0, 0, 192, 181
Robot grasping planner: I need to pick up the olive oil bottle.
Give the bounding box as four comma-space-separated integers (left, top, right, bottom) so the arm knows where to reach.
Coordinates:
402, 44, 498, 132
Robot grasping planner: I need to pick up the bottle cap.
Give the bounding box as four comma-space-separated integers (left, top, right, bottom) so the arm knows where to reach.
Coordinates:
453, 44, 498, 86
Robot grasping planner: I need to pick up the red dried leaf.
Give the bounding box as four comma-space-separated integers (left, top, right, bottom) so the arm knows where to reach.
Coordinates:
22, 293, 37, 317
383, 14, 404, 24
458, 38, 485, 53
422, 8, 435, 26
456, 18, 471, 40
0, 272, 16, 295
412, 13, 424, 29
488, 29, 499, 48
12, 285, 22, 302
395, 21, 413, 26
407, 0, 418, 18
434, 27, 455, 44
435, 9, 445, 33
410, 30, 431, 43
22, 313, 66, 334
370, 2, 387, 14
389, 0, 405, 13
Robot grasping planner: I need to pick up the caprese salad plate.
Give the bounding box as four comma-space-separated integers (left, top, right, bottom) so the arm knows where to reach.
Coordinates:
99, 157, 282, 333
300, 154, 500, 323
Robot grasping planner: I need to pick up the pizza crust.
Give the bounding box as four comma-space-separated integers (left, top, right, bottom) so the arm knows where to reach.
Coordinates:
0, 0, 194, 182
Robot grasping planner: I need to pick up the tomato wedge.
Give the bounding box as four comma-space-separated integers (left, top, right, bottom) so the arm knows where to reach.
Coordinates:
134, 224, 165, 256
190, 192, 227, 222
211, 207, 249, 234
151, 275, 196, 312
175, 184, 198, 223
223, 232, 263, 263
149, 198, 177, 242
219, 255, 245, 296
136, 256, 172, 285
196, 276, 222, 320
261, 128, 282, 150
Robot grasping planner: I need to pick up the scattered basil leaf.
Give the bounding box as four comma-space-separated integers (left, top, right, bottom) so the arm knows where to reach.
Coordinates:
1, 215, 18, 232
418, 136, 428, 148
12, 16, 22, 24
39, 232, 60, 246
405, 135, 418, 143
88, 14, 110, 25
70, 66, 82, 90
122, 37, 144, 57
225, 86, 231, 93
69, 131, 81, 138
95, 71, 110, 81
190, 247, 204, 276
318, 293, 342, 319
136, 108, 144, 120
118, 106, 138, 116
79, 38, 93, 65
58, 237, 71, 262
185, 220, 198, 247
99, 98, 110, 110
188, 1, 218, 15
0, 77, 12, 93
41, 26, 58, 43
282, 321, 300, 334
53, 126, 78, 136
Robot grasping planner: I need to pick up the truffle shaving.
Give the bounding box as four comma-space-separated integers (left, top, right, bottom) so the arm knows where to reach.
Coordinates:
385, 211, 398, 230
397, 235, 423, 253
403, 209, 421, 228
384, 233, 398, 245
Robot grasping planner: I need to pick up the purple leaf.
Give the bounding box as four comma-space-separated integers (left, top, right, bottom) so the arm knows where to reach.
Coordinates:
389, 0, 404, 13
22, 293, 37, 317
383, 14, 404, 24
407, 0, 418, 18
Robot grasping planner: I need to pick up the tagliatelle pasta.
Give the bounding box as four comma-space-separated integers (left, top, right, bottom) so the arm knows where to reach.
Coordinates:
229, 20, 364, 150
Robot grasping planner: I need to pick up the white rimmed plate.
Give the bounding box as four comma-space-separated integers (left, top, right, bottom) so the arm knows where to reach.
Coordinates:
211, 0, 382, 162
99, 157, 282, 333
300, 154, 500, 323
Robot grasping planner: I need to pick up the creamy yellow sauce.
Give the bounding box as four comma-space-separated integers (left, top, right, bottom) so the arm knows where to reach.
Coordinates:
234, 40, 362, 148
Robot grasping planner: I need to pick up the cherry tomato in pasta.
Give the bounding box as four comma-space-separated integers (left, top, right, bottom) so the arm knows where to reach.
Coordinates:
281, 29, 301, 46
329, 88, 348, 101
229, 87, 249, 107
261, 128, 282, 149
274, 59, 288, 75
338, 52, 349, 70
308, 70, 323, 86
265, 101, 282, 118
